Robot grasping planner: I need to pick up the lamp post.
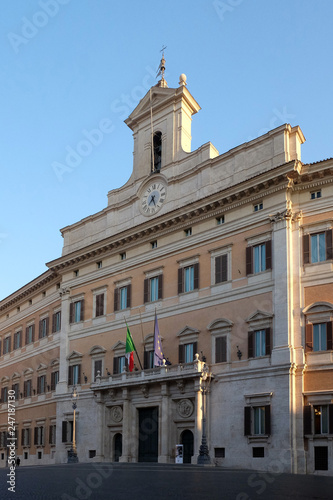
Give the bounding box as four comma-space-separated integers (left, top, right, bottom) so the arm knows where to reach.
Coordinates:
67, 386, 79, 463
197, 363, 211, 465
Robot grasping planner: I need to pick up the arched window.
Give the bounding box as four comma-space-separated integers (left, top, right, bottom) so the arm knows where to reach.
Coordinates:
152, 132, 162, 172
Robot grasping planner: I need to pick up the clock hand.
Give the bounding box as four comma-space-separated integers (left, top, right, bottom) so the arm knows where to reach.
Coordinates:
149, 195, 156, 206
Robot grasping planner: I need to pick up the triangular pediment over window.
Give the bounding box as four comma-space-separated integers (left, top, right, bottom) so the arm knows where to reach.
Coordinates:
111, 341, 126, 352
37, 363, 47, 372
177, 326, 200, 338
67, 350, 83, 361
12, 372, 21, 380
246, 310, 274, 323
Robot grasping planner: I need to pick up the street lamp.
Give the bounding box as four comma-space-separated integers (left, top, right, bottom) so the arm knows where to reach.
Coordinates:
197, 363, 211, 465
67, 386, 79, 463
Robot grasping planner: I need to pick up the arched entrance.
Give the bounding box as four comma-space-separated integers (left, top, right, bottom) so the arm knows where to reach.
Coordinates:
114, 433, 122, 462
181, 429, 194, 464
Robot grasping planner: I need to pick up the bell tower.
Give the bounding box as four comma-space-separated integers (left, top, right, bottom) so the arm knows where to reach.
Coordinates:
124, 54, 201, 182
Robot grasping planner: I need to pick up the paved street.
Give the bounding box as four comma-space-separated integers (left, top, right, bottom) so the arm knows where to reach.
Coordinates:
0, 463, 332, 500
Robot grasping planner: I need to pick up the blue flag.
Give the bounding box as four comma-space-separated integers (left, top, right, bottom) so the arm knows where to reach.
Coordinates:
154, 312, 164, 366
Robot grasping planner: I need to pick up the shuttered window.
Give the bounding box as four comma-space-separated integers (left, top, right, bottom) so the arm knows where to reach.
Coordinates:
215, 337, 227, 363
39, 317, 49, 339
69, 300, 84, 323
246, 240, 272, 275
305, 322, 332, 352
52, 311, 61, 333
248, 329, 271, 358
95, 293, 105, 317
114, 285, 131, 311
68, 364, 81, 386
179, 342, 198, 363
144, 275, 163, 303
244, 406, 271, 436
303, 230, 332, 264
215, 254, 228, 284
178, 263, 199, 294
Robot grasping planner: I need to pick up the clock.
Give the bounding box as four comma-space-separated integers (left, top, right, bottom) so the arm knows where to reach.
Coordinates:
141, 181, 167, 216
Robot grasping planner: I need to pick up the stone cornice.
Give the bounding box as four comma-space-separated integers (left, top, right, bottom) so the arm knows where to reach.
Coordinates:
0, 271, 59, 312
47, 162, 297, 274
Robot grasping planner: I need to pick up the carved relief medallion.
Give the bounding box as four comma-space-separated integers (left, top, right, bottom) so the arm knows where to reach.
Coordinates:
177, 399, 194, 418
110, 406, 123, 423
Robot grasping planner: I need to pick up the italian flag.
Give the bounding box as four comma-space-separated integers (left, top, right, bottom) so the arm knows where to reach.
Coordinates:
125, 325, 136, 372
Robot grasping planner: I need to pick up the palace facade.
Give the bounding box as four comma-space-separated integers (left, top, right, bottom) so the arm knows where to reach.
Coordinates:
0, 71, 332, 474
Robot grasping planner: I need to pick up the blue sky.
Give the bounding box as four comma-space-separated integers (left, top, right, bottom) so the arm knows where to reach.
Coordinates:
0, 0, 332, 300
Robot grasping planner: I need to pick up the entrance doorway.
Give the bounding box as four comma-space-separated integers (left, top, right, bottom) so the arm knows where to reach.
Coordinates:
181, 429, 194, 464
138, 407, 159, 462
114, 433, 122, 462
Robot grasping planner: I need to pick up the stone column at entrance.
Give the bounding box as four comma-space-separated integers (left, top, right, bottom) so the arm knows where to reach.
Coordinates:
159, 382, 169, 463
119, 388, 130, 462
94, 394, 105, 461
193, 380, 202, 464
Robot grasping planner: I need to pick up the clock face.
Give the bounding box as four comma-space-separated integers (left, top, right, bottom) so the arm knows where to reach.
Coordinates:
141, 182, 167, 216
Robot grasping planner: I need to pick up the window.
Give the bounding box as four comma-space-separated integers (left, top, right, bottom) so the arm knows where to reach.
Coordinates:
52, 311, 61, 333
179, 342, 197, 363
69, 300, 84, 323
144, 275, 163, 303
178, 263, 199, 294
39, 317, 49, 339
62, 421, 73, 443
152, 131, 162, 172
49, 425, 56, 445
253, 202, 263, 212
21, 428, 31, 446
113, 356, 126, 374
303, 230, 332, 264
314, 405, 329, 434
94, 359, 102, 381
253, 447, 265, 458
73, 270, 79, 277
120, 252, 126, 261
1, 387, 8, 403
244, 406, 271, 436
114, 285, 131, 311
12, 383, 19, 399
248, 329, 271, 358
37, 375, 46, 394
305, 322, 332, 352
23, 380, 32, 398
3, 336, 11, 354
214, 448, 225, 458
95, 293, 105, 317
25, 325, 35, 345
311, 190, 322, 199
216, 216, 225, 225
68, 364, 81, 386
144, 350, 154, 369
151, 240, 157, 249
215, 254, 228, 284
50, 371, 59, 391
246, 241, 272, 275
304, 404, 333, 436
34, 426, 44, 446
315, 447, 328, 471
184, 228, 192, 237
215, 337, 227, 363
13, 331, 22, 350
97, 261, 102, 269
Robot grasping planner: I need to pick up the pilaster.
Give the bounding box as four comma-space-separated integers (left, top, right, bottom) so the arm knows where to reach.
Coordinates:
56, 287, 70, 395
